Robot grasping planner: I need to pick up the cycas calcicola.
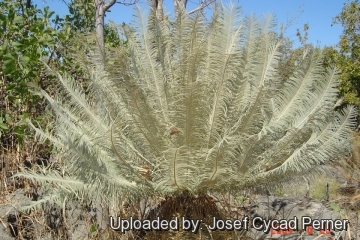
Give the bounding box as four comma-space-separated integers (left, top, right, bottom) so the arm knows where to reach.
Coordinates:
17, 3, 356, 218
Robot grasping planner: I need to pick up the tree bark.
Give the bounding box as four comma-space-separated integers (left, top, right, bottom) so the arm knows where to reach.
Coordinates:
26, 0, 31, 8
94, 0, 116, 57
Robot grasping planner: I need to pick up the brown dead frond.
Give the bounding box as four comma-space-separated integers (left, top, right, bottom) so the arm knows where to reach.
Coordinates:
169, 126, 181, 136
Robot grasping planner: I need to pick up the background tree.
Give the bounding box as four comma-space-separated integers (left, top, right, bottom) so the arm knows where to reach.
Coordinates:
333, 0, 360, 107
93, 0, 138, 56
0, 0, 133, 233
92, 0, 217, 54
150, 0, 216, 20
0, 0, 60, 148
94, 0, 116, 54
0, 0, 126, 148
277, 23, 313, 85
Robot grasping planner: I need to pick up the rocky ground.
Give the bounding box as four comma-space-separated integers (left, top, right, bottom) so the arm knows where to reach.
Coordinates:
0, 165, 359, 239
1, 191, 358, 239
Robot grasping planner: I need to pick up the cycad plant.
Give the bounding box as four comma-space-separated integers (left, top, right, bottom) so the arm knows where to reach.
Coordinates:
18, 3, 356, 219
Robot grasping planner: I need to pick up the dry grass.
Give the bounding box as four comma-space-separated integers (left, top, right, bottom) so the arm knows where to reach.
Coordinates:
333, 133, 360, 208
2, 132, 360, 239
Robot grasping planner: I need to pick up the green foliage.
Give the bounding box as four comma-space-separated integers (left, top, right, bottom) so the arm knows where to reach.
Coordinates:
330, 202, 342, 212
235, 195, 247, 205
272, 187, 285, 197
278, 43, 312, 83
66, 0, 95, 31
0, 0, 59, 145
310, 179, 340, 200
0, 0, 122, 146
90, 224, 97, 233
16, 4, 357, 209
332, 0, 360, 106
105, 22, 122, 48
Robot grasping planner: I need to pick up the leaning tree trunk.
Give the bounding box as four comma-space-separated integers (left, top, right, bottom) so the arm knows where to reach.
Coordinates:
94, 0, 116, 58
94, 0, 116, 230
